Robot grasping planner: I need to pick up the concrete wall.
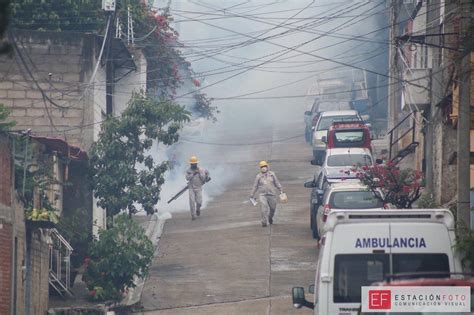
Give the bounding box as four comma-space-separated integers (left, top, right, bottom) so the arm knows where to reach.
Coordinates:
0, 30, 97, 149
0, 30, 149, 236
113, 48, 147, 116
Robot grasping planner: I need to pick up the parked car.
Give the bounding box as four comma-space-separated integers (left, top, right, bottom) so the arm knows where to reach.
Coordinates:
315, 147, 374, 173
304, 163, 361, 239
312, 110, 363, 163
358, 277, 474, 314
292, 209, 463, 315
304, 100, 352, 143
315, 182, 385, 238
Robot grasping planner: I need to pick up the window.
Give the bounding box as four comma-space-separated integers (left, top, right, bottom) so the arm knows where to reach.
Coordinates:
326, 154, 372, 167
334, 254, 450, 303
317, 115, 360, 131
329, 191, 384, 209
334, 254, 389, 303
333, 130, 366, 147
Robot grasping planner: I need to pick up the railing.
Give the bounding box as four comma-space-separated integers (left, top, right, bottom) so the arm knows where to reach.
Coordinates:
388, 111, 418, 162
49, 228, 73, 297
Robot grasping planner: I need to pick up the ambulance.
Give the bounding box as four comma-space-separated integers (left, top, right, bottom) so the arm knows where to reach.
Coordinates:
292, 209, 462, 315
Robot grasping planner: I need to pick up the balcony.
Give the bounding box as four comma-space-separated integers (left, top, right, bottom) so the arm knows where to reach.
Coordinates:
401, 68, 432, 111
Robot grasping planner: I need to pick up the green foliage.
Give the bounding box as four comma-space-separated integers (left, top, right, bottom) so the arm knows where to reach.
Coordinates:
454, 225, 474, 270
90, 91, 190, 216
13, 138, 59, 210
11, 0, 104, 32
416, 194, 440, 208
56, 207, 92, 269
0, 103, 15, 131
82, 214, 154, 301
0, 0, 10, 54
193, 93, 218, 122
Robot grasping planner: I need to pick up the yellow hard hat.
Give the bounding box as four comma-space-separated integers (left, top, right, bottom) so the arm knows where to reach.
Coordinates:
259, 160, 268, 168
189, 156, 199, 164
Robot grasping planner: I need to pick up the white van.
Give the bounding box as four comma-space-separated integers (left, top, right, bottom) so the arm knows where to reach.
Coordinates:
292, 209, 462, 315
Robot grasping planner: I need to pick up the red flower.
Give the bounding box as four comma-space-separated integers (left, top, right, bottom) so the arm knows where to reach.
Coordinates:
89, 290, 97, 296
192, 79, 201, 87
402, 185, 411, 193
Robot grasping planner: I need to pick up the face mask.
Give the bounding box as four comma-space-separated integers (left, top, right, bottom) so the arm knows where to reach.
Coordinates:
261, 167, 268, 173
191, 164, 198, 170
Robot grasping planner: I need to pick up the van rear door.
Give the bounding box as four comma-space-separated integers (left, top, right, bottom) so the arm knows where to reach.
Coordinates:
328, 223, 390, 315
388, 222, 458, 275
328, 221, 457, 315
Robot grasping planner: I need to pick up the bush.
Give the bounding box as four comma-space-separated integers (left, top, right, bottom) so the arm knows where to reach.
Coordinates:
416, 194, 440, 208
82, 214, 154, 301
352, 162, 424, 209
454, 226, 474, 271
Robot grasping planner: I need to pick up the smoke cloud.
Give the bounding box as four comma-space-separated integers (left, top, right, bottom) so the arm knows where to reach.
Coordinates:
149, 0, 388, 214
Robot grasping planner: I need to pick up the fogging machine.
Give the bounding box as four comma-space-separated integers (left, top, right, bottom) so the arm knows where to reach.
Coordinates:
167, 177, 211, 204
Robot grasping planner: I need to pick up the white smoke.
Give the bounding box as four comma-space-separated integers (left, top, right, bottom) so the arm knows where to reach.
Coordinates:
148, 0, 388, 215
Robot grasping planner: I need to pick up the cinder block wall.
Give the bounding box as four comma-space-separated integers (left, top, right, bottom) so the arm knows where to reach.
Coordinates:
0, 30, 96, 148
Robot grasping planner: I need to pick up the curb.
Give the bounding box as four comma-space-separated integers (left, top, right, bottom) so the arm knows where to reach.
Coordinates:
121, 213, 170, 306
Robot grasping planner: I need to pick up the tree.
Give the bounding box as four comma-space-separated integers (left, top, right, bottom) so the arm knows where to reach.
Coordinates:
82, 214, 154, 301
0, 0, 10, 54
193, 93, 218, 122
90, 91, 190, 216
11, 0, 103, 32
352, 162, 424, 209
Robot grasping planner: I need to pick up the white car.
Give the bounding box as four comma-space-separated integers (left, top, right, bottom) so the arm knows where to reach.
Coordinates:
318, 147, 374, 178
315, 182, 385, 238
312, 110, 363, 164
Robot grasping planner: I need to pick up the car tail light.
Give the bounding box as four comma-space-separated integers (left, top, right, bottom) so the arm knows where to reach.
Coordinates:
312, 114, 319, 126
322, 204, 331, 222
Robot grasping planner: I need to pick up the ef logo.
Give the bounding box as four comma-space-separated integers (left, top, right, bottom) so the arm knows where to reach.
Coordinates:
368, 290, 391, 309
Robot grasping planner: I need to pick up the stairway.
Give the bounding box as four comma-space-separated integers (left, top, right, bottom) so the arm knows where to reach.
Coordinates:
49, 228, 74, 297
388, 112, 419, 165
391, 141, 419, 164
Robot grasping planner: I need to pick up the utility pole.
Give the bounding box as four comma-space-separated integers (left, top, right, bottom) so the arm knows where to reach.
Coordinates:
457, 0, 472, 228
387, 0, 399, 156
103, 0, 116, 116
105, 13, 115, 117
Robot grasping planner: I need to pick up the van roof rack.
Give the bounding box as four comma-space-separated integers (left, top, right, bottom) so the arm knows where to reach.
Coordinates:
325, 209, 455, 230
385, 272, 474, 281
331, 120, 364, 125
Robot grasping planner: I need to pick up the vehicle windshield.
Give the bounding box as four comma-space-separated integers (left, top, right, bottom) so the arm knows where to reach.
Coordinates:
334, 254, 450, 303
334, 130, 365, 143
327, 154, 372, 167
318, 102, 351, 112
330, 191, 383, 209
317, 115, 359, 130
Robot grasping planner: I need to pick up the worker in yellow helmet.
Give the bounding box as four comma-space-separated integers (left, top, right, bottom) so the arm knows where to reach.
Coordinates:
185, 156, 210, 220
250, 161, 283, 227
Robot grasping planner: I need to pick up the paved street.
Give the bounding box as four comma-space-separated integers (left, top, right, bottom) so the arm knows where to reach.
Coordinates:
136, 117, 318, 314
